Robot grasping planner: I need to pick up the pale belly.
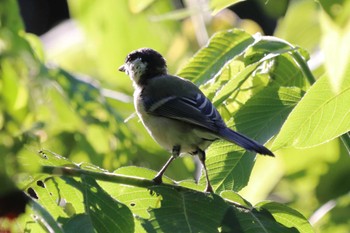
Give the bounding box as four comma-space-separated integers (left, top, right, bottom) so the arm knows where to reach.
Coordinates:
135, 95, 215, 154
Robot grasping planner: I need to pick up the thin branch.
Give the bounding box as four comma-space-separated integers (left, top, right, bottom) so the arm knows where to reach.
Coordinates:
42, 166, 189, 191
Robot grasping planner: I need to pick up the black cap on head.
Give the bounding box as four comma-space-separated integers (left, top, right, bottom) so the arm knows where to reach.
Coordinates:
126, 48, 167, 82
126, 48, 166, 68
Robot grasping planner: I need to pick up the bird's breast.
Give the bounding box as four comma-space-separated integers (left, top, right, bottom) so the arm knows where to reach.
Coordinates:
133, 90, 215, 153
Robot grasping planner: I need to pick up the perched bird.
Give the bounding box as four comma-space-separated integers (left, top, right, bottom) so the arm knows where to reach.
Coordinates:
119, 48, 274, 192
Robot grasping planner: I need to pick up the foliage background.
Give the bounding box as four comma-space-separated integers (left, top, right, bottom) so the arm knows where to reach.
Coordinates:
0, 0, 350, 232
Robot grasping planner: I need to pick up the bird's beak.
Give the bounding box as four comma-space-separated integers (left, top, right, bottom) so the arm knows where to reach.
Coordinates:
118, 64, 126, 72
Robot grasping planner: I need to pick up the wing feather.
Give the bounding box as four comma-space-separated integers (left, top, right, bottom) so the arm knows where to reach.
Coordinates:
144, 92, 226, 132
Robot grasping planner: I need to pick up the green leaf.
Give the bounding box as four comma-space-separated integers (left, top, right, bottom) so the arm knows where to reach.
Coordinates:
212, 61, 262, 106
0, 0, 24, 31
256, 201, 314, 233
318, 0, 350, 27
140, 186, 229, 232
320, 12, 350, 92
220, 190, 253, 208
177, 29, 255, 85
340, 132, 350, 155
272, 74, 350, 150
99, 166, 175, 218
29, 199, 65, 233
274, 0, 321, 51
37, 163, 313, 232
233, 87, 303, 142
62, 214, 94, 233
24, 177, 82, 232
68, 176, 135, 233
221, 202, 312, 233
204, 87, 303, 192
210, 0, 246, 15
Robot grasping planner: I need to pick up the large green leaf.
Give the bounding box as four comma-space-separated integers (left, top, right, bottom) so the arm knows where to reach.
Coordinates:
100, 166, 175, 218
23, 176, 83, 232
140, 186, 229, 232
222, 201, 313, 233
138, 186, 311, 233
202, 87, 303, 192
233, 87, 303, 142
177, 29, 255, 85
272, 74, 350, 150
29, 199, 65, 233
36, 162, 313, 232
67, 176, 135, 233
256, 201, 314, 233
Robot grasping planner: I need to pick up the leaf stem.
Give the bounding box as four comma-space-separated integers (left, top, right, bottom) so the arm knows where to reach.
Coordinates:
291, 50, 316, 84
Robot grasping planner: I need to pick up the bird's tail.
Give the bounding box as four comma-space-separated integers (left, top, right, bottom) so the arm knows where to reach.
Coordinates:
219, 127, 274, 156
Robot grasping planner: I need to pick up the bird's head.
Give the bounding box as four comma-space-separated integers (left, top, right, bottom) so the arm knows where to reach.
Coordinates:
119, 48, 167, 86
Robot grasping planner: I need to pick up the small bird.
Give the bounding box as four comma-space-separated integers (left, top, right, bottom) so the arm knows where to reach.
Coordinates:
119, 48, 274, 192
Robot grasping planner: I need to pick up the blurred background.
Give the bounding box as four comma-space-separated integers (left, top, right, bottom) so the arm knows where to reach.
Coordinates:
1, 0, 349, 232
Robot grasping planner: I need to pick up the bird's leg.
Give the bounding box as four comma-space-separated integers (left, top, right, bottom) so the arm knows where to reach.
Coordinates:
152, 145, 180, 184
197, 149, 213, 193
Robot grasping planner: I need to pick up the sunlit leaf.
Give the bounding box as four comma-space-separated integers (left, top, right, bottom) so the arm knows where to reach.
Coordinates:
321, 13, 350, 92
203, 87, 303, 192
100, 166, 175, 218
274, 0, 321, 51
29, 199, 65, 233
23, 177, 80, 231
272, 74, 350, 149
220, 190, 253, 208
177, 29, 255, 85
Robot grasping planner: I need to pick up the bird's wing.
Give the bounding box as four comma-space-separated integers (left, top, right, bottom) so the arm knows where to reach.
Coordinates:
143, 91, 226, 133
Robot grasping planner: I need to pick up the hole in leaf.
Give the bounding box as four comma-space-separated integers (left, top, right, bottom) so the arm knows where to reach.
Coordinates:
130, 202, 136, 207
27, 188, 38, 199
36, 180, 45, 188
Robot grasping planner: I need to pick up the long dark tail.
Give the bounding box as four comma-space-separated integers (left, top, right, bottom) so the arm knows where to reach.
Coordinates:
219, 127, 274, 156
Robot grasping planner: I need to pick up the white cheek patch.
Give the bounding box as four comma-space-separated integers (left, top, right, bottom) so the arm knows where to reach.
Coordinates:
134, 59, 147, 74
127, 58, 147, 83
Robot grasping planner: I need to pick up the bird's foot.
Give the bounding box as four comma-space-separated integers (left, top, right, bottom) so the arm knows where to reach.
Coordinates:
204, 184, 214, 193
152, 175, 163, 185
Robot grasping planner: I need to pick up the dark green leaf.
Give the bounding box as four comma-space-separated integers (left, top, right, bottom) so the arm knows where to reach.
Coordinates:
140, 186, 229, 232
256, 201, 314, 233
68, 176, 135, 233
